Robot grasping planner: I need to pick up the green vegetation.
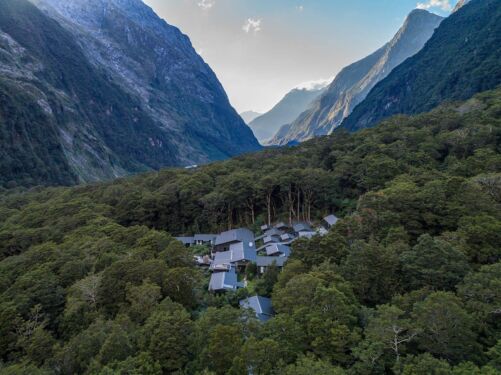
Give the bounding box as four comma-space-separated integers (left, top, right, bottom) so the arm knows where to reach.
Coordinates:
0, 88, 500, 374
342, 0, 501, 132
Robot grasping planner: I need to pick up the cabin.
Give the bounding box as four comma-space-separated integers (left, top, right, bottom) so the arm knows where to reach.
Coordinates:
239, 296, 274, 322
214, 228, 255, 252
256, 256, 288, 275
208, 267, 242, 292
265, 243, 291, 257
211, 241, 257, 272
194, 234, 217, 246
323, 214, 339, 229
274, 222, 289, 231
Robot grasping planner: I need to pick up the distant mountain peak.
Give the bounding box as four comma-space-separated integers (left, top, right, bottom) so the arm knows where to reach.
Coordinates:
268, 8, 443, 146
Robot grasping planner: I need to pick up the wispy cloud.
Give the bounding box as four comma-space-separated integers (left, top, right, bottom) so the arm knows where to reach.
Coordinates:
198, 0, 215, 11
416, 0, 452, 11
242, 18, 262, 34
296, 5, 304, 12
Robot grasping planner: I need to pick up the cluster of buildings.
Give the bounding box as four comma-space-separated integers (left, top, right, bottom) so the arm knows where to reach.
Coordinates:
175, 214, 339, 321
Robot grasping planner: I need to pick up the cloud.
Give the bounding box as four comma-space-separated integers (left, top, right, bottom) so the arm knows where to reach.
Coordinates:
294, 77, 333, 91
416, 0, 452, 11
242, 18, 262, 33
198, 0, 215, 10
296, 5, 304, 12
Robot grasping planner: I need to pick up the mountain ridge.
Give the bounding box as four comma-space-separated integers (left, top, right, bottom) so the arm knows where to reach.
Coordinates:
341, 0, 501, 132
269, 9, 443, 145
249, 84, 328, 143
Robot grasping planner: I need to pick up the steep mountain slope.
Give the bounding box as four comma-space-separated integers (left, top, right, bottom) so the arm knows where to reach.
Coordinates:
249, 83, 328, 143
269, 9, 443, 145
342, 0, 501, 132
453, 0, 471, 12
240, 111, 262, 124
0, 0, 259, 188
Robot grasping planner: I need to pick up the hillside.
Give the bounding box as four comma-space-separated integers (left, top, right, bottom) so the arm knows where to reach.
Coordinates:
270, 9, 443, 145
342, 0, 501, 132
0, 88, 500, 374
249, 84, 327, 143
0, 0, 259, 189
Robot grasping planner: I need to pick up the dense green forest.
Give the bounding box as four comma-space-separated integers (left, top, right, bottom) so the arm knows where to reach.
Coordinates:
0, 88, 500, 374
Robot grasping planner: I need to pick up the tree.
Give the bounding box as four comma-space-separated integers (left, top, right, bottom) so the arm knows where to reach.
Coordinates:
457, 215, 501, 264
341, 240, 401, 305
255, 263, 280, 297
204, 324, 243, 375
399, 354, 452, 375
365, 304, 419, 363
163, 267, 201, 309
400, 235, 470, 291
139, 308, 193, 372
238, 337, 284, 375
280, 354, 346, 375
126, 279, 162, 323
412, 292, 478, 363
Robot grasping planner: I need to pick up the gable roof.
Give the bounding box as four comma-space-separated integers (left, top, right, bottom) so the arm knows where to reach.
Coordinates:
240, 296, 274, 322
194, 234, 217, 242
323, 214, 339, 226
293, 222, 312, 233
212, 242, 257, 269
209, 267, 239, 291
215, 228, 255, 246
256, 256, 288, 267
265, 243, 291, 257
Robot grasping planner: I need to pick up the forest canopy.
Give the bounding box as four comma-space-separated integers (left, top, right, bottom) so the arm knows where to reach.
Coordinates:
0, 88, 500, 374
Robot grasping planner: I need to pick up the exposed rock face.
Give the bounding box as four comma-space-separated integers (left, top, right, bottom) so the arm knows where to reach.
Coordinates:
342, 0, 501, 132
0, 0, 260, 187
270, 9, 443, 145
249, 85, 328, 144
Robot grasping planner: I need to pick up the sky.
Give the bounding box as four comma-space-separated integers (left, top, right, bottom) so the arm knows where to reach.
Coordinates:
143, 0, 459, 114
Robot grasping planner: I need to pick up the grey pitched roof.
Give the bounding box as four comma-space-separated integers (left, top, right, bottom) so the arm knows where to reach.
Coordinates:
263, 235, 281, 244
274, 222, 289, 229
212, 242, 257, 269
209, 267, 239, 291
175, 237, 195, 245
256, 256, 288, 267
194, 234, 217, 242
323, 214, 339, 226
280, 233, 294, 241
265, 244, 291, 257
293, 222, 312, 233
215, 228, 255, 246
240, 296, 274, 322
264, 228, 283, 237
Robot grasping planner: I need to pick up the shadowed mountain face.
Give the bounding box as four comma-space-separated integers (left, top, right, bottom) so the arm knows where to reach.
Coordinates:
269, 9, 443, 146
249, 85, 328, 144
0, 0, 259, 188
342, 0, 501, 132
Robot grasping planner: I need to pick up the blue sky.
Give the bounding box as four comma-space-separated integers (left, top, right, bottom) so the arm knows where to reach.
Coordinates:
144, 0, 458, 113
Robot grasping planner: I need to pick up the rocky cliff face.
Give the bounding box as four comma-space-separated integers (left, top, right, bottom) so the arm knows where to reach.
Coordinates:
270, 9, 443, 146
249, 84, 328, 143
341, 0, 501, 132
0, 0, 259, 188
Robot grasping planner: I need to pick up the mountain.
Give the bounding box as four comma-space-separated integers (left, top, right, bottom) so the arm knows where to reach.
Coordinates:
453, 0, 471, 12
240, 111, 262, 124
269, 9, 443, 146
249, 81, 329, 143
0, 0, 260, 188
342, 0, 501, 132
